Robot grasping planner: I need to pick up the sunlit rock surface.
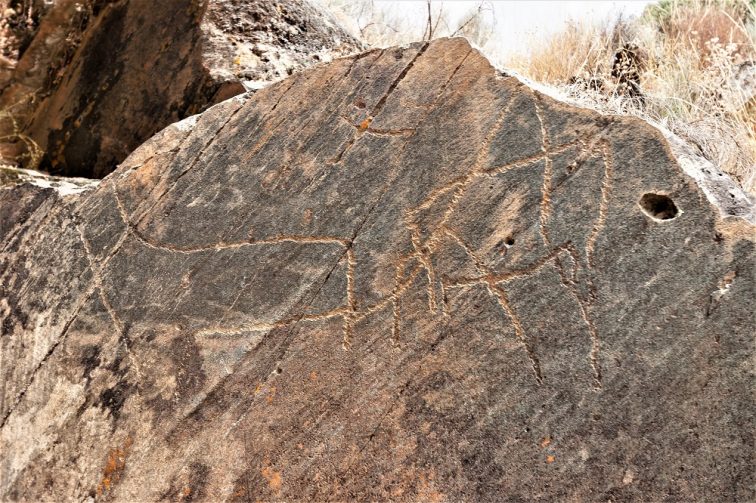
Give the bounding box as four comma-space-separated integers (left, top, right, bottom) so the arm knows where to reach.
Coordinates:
0, 38, 753, 501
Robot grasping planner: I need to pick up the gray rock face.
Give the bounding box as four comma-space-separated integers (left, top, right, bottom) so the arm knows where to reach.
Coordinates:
0, 0, 361, 178
0, 38, 754, 501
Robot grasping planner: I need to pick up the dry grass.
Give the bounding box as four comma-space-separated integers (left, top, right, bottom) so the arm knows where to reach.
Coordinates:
321, 0, 495, 48
3, 0, 753, 194
509, 21, 625, 86
508, 0, 756, 194
324, 0, 755, 194
0, 97, 42, 170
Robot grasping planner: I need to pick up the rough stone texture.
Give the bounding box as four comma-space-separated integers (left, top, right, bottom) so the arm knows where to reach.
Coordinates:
0, 0, 361, 177
1, 38, 754, 501
0, 0, 58, 76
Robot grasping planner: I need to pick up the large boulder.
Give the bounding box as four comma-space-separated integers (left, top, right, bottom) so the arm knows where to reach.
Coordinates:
0, 0, 361, 178
0, 38, 754, 501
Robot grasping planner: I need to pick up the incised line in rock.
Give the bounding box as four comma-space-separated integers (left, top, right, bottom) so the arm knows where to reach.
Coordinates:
328, 42, 430, 165
586, 139, 614, 271
531, 91, 606, 388
76, 70, 611, 394
444, 226, 545, 381
76, 217, 145, 384
382, 92, 612, 388
391, 94, 520, 332
0, 201, 132, 430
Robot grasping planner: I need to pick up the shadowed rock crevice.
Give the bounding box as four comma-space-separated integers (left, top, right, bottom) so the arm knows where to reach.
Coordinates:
0, 0, 362, 178
639, 192, 680, 220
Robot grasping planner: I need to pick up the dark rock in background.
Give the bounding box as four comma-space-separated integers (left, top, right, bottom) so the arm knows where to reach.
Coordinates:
0, 38, 754, 501
0, 0, 361, 178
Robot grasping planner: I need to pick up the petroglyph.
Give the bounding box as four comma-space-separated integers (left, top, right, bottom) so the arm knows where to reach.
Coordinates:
102, 89, 614, 390
382, 91, 611, 388
2, 38, 754, 502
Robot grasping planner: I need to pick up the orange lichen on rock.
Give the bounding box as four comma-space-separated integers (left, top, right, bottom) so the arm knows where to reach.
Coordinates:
131, 157, 162, 191
546, 455, 556, 464
416, 470, 445, 503
261, 462, 283, 494
359, 117, 372, 130
540, 436, 552, 448
96, 436, 133, 496
266, 385, 276, 404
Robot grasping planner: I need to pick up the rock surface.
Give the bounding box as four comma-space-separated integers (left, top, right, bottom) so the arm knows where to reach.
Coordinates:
0, 1, 57, 79
1, 38, 754, 501
0, 0, 361, 177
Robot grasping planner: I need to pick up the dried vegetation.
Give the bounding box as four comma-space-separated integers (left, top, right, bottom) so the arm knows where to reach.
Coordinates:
324, 0, 756, 194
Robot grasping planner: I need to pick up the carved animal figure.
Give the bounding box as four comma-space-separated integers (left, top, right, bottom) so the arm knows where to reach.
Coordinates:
109, 88, 612, 391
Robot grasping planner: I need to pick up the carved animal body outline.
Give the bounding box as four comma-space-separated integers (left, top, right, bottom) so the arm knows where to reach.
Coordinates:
91, 86, 611, 392
0, 55, 614, 439
387, 90, 611, 389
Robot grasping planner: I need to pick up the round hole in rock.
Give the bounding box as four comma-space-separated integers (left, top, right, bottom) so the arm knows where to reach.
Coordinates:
505, 236, 515, 246
639, 193, 679, 221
